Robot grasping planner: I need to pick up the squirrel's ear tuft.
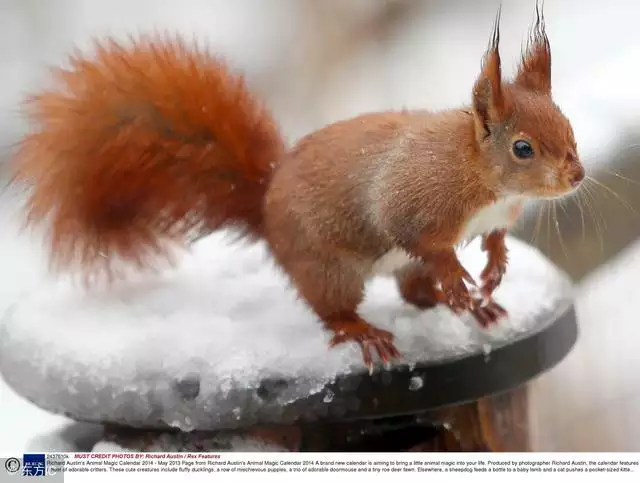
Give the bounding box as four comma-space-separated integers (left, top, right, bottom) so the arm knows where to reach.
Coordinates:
472, 6, 510, 140
515, 1, 551, 94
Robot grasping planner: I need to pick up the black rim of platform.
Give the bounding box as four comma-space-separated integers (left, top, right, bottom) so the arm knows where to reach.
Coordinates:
279, 301, 578, 424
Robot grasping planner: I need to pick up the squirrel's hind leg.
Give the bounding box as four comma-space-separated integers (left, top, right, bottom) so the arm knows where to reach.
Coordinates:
271, 246, 400, 371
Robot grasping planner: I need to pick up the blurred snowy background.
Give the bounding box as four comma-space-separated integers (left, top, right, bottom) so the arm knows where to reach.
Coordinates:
1, 0, 640, 452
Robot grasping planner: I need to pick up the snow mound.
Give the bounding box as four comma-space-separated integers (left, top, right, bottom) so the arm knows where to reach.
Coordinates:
0, 233, 572, 431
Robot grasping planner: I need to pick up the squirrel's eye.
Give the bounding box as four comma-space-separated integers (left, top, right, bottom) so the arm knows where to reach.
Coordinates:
512, 140, 534, 159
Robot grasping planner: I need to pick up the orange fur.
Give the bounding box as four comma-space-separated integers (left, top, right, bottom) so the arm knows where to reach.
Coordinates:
12, 37, 284, 280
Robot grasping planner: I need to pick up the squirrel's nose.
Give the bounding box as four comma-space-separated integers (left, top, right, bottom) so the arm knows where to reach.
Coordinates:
570, 163, 585, 187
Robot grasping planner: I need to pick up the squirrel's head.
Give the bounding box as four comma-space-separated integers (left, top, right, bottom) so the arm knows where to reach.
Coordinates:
471, 4, 584, 199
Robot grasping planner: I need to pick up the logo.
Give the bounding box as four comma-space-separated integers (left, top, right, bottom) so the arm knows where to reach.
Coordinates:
22, 454, 46, 477
4, 457, 20, 474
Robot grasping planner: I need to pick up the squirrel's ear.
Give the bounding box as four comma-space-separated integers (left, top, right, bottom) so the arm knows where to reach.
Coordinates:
472, 8, 510, 140
515, 1, 551, 94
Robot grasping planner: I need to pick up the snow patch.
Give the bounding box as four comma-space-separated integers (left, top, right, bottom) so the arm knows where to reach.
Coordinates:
0, 232, 572, 430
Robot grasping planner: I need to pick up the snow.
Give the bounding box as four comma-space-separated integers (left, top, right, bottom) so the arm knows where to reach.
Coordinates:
25, 423, 104, 453
0, 192, 74, 454
408, 376, 423, 392
0, 230, 572, 432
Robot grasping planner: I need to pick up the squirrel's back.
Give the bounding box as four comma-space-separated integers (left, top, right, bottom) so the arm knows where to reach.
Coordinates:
12, 37, 284, 280
264, 109, 486, 260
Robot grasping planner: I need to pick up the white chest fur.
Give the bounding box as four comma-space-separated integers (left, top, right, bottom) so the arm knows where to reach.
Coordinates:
370, 247, 415, 276
370, 196, 524, 277
459, 196, 524, 243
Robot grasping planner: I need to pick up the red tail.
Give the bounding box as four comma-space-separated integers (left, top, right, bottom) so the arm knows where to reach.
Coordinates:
11, 37, 285, 281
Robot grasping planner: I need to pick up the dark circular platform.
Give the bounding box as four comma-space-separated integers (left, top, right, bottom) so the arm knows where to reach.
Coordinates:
0, 236, 576, 432
279, 302, 577, 424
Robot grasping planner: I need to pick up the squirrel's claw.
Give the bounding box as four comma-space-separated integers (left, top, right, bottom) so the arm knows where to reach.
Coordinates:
470, 298, 507, 327
328, 319, 400, 372
442, 277, 475, 313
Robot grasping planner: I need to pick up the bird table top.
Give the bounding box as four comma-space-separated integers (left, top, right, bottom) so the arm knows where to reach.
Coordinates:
0, 233, 576, 431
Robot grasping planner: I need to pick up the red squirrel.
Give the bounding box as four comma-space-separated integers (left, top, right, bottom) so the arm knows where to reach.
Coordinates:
11, 6, 584, 370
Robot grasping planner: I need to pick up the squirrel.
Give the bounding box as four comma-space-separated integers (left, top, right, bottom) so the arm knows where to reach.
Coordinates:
10, 5, 584, 370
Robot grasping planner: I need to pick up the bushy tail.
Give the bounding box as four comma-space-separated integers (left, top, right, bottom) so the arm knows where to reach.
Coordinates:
11, 36, 285, 281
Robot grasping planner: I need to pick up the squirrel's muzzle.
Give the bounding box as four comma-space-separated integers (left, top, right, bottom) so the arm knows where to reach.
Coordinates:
569, 162, 585, 188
